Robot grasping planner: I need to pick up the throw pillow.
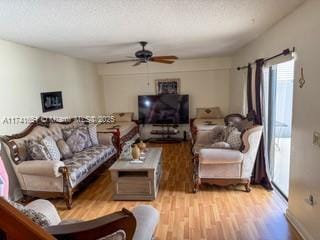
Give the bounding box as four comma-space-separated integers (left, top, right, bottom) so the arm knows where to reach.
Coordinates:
41, 136, 61, 161
77, 126, 93, 148
210, 142, 231, 149
17, 143, 29, 161
7, 200, 51, 227
63, 128, 86, 153
25, 139, 51, 160
234, 119, 254, 132
112, 112, 133, 122
196, 107, 223, 119
56, 139, 73, 159
226, 128, 242, 150
209, 126, 226, 143
88, 124, 99, 146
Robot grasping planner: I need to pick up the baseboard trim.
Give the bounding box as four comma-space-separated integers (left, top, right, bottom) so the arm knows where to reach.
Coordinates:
286, 209, 314, 240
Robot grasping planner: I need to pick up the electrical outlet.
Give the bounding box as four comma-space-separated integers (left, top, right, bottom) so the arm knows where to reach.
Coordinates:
313, 131, 320, 147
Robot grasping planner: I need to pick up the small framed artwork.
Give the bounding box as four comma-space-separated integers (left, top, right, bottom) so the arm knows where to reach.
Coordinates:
155, 78, 181, 95
40, 91, 63, 112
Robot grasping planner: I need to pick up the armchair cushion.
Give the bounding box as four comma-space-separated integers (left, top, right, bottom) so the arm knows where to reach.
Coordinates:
17, 160, 64, 177
199, 148, 243, 164
210, 142, 231, 149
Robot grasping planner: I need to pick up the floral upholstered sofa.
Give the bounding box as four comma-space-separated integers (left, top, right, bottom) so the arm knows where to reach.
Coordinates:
1, 118, 118, 209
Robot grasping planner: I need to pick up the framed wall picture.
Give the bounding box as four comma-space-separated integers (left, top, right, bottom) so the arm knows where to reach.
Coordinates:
40, 91, 63, 112
155, 78, 180, 95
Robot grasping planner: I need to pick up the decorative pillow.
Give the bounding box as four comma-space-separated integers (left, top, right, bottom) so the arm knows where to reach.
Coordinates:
88, 124, 99, 146
209, 126, 226, 143
56, 139, 73, 159
234, 119, 254, 132
8, 200, 51, 227
17, 143, 29, 161
196, 107, 223, 119
25, 139, 51, 160
77, 126, 92, 148
41, 136, 61, 161
210, 142, 231, 149
64, 129, 86, 153
226, 128, 242, 150
112, 112, 133, 122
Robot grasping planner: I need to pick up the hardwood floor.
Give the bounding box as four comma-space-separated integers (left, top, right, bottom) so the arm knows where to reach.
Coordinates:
53, 142, 301, 240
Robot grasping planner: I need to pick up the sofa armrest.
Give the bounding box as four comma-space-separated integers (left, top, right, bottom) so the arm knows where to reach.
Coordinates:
132, 205, 159, 240
97, 132, 114, 146
97, 130, 121, 152
194, 130, 212, 145
17, 160, 65, 177
199, 148, 243, 164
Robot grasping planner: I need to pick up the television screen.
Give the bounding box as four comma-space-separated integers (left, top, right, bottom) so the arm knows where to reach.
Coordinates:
138, 95, 189, 124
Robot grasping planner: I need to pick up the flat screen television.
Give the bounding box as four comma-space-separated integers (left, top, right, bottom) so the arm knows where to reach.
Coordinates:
138, 95, 189, 124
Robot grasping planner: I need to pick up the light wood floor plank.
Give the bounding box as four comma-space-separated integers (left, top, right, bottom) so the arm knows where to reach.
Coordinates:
52, 142, 301, 240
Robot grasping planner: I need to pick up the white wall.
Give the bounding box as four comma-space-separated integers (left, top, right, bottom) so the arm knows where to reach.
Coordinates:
0, 39, 104, 135
97, 57, 231, 119
0, 39, 104, 199
230, 2, 320, 239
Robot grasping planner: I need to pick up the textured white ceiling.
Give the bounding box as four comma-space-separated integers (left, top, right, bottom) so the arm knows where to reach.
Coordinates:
0, 0, 304, 63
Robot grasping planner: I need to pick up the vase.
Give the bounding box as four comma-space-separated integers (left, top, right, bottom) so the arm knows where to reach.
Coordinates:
131, 144, 141, 160
137, 140, 147, 152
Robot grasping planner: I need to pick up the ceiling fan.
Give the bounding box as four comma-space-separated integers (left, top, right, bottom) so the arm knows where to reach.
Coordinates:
106, 41, 178, 66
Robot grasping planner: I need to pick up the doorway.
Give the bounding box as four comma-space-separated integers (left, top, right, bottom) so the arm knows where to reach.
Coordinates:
267, 60, 294, 198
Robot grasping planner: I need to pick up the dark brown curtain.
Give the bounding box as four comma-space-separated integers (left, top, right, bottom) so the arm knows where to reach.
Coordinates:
249, 59, 273, 190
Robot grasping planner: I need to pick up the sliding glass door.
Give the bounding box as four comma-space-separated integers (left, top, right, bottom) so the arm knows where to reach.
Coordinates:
267, 60, 294, 198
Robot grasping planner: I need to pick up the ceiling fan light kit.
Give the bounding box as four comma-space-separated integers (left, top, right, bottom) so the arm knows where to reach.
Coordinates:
106, 41, 178, 66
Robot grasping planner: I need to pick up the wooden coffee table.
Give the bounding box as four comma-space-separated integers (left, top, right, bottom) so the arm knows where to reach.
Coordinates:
109, 147, 162, 200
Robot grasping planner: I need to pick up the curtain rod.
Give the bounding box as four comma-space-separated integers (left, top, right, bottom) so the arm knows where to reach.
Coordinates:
237, 47, 295, 71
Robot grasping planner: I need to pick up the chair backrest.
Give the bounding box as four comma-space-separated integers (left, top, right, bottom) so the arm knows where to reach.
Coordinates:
240, 125, 263, 179
46, 208, 136, 240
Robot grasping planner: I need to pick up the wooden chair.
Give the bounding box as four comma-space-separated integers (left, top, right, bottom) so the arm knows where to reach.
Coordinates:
0, 197, 136, 240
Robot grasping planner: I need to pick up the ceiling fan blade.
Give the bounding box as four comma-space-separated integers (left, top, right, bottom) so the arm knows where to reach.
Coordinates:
132, 61, 142, 66
105, 59, 139, 64
150, 56, 178, 60
150, 59, 174, 64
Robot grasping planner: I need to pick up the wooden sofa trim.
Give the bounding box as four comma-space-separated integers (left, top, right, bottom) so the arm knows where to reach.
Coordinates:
1, 117, 120, 165
1, 117, 120, 209
46, 208, 136, 240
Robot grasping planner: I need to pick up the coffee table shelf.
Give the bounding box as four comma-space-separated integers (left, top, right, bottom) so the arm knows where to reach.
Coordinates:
109, 147, 162, 201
